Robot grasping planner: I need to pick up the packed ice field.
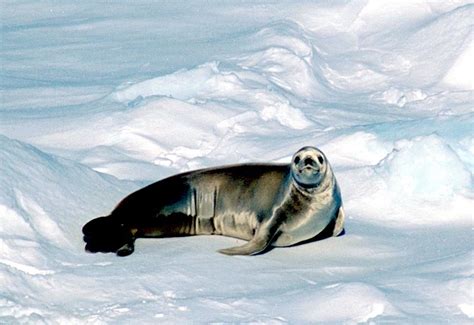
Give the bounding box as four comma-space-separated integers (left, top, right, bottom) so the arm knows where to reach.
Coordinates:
0, 1, 473, 323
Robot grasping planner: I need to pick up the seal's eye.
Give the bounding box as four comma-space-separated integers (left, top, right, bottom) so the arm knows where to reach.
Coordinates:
294, 156, 300, 164
317, 155, 324, 164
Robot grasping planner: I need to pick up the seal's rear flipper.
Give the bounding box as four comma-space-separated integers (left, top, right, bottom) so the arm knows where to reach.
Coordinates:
116, 241, 135, 256
218, 238, 269, 256
82, 216, 135, 256
83, 216, 113, 237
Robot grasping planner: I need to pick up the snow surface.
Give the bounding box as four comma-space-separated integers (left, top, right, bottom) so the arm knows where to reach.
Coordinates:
1, 1, 473, 323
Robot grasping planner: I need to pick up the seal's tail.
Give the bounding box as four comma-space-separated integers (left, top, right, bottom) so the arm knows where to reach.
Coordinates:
82, 216, 135, 256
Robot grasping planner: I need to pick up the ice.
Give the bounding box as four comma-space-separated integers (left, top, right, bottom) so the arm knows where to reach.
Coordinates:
1, 1, 473, 323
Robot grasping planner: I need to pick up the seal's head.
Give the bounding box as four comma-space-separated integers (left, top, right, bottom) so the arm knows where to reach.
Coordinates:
290, 146, 328, 189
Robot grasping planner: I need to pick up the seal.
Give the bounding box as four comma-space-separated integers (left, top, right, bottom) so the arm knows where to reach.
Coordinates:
82, 146, 344, 256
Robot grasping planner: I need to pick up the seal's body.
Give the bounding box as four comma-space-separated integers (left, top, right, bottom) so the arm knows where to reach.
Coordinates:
83, 147, 344, 256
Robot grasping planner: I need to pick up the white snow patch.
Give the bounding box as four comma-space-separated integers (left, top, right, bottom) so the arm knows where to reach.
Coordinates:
0, 258, 55, 276
351, 0, 433, 35
15, 190, 70, 248
459, 303, 474, 318
256, 93, 311, 129
374, 87, 428, 107
284, 282, 397, 323
0, 204, 35, 238
324, 131, 392, 166
442, 40, 474, 90
114, 62, 219, 102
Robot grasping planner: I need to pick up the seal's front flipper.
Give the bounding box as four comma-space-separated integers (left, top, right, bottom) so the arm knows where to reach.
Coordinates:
332, 207, 345, 237
218, 238, 270, 256
218, 216, 281, 256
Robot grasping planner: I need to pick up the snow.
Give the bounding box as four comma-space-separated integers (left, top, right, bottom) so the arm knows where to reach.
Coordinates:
1, 1, 473, 323
442, 40, 474, 90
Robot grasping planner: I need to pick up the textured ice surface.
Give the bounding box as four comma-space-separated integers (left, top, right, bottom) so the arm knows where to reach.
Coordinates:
1, 1, 473, 323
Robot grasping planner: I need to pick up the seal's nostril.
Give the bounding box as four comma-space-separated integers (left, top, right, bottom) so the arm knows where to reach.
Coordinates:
304, 158, 313, 166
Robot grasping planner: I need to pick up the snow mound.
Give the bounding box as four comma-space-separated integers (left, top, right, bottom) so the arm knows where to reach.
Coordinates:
343, 134, 472, 226
380, 134, 471, 199
0, 135, 132, 271
113, 59, 313, 130
237, 21, 329, 99
111, 21, 327, 131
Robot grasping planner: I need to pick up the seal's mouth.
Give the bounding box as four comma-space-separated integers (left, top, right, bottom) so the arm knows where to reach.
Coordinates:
298, 158, 319, 173
299, 165, 318, 173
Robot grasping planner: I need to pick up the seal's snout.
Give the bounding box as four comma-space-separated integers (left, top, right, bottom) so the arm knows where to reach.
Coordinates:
304, 157, 315, 166
297, 156, 319, 173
